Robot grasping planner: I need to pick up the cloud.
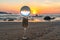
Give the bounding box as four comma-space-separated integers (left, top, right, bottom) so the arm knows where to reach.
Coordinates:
50, 0, 60, 2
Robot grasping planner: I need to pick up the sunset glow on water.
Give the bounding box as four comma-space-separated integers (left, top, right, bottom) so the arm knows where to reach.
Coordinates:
0, 17, 60, 22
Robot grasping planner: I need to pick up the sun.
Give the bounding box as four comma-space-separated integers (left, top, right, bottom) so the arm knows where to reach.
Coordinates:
33, 10, 36, 14
32, 9, 37, 14
31, 8, 37, 15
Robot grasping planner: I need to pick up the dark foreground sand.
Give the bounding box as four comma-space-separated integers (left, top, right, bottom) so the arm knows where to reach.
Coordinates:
0, 22, 60, 40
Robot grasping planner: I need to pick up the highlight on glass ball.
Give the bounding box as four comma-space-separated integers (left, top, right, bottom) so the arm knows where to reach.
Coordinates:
20, 6, 31, 16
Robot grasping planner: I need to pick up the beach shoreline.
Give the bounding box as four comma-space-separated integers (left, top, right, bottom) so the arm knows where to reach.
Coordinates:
0, 22, 60, 40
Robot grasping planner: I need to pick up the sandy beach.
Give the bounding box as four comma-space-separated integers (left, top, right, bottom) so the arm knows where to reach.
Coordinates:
0, 22, 60, 40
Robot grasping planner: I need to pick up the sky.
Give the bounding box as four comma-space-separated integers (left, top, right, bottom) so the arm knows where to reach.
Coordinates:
0, 0, 60, 14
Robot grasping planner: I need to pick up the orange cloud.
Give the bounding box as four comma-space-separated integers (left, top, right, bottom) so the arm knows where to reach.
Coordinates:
37, 6, 60, 14
0, 3, 60, 14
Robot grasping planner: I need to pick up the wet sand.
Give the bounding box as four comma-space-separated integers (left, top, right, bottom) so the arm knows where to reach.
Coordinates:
0, 22, 60, 40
